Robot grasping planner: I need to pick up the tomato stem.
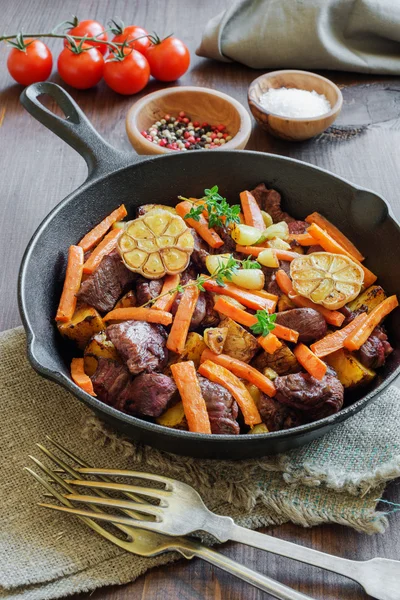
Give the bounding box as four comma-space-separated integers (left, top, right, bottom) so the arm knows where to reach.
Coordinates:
0, 31, 121, 49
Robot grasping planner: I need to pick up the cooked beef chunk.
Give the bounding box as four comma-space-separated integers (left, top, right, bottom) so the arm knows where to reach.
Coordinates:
170, 265, 207, 330
213, 224, 237, 254
274, 368, 344, 420
307, 244, 324, 254
190, 229, 210, 271
77, 250, 136, 313
91, 358, 130, 408
288, 221, 308, 235
198, 375, 240, 434
201, 292, 220, 328
252, 342, 301, 375
250, 183, 295, 224
341, 305, 366, 326
358, 326, 393, 369
135, 276, 163, 306
275, 308, 327, 343
258, 394, 303, 431
119, 373, 177, 417
106, 320, 168, 375
266, 260, 291, 296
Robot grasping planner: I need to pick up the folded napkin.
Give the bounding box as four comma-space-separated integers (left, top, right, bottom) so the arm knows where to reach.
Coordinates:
197, 0, 400, 74
1, 326, 400, 600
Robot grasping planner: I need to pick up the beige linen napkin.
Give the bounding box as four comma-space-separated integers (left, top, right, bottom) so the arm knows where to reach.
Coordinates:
1, 326, 400, 600
197, 0, 400, 74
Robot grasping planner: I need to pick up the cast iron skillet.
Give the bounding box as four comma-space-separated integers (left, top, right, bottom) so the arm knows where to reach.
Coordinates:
18, 82, 400, 459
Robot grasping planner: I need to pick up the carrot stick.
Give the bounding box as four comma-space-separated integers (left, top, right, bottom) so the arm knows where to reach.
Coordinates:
236, 245, 299, 261
78, 205, 127, 252
305, 212, 364, 261
71, 358, 96, 396
170, 361, 211, 434
288, 232, 317, 246
307, 223, 376, 288
103, 307, 173, 325
202, 279, 276, 312
55, 245, 84, 322
344, 295, 398, 351
310, 313, 368, 357
198, 360, 262, 426
167, 283, 200, 354
175, 201, 224, 249
250, 289, 279, 303
213, 297, 299, 342
83, 228, 122, 275
258, 333, 282, 354
274, 269, 346, 327
240, 190, 265, 230
293, 344, 327, 380
152, 274, 180, 312
200, 348, 276, 397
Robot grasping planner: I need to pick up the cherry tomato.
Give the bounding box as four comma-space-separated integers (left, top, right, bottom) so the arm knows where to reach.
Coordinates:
111, 25, 150, 55
57, 44, 104, 89
104, 48, 150, 95
65, 19, 108, 56
7, 39, 52, 85
145, 36, 190, 81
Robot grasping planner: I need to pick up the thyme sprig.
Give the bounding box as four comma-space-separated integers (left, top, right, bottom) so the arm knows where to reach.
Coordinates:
142, 255, 246, 308
250, 311, 277, 337
181, 185, 241, 229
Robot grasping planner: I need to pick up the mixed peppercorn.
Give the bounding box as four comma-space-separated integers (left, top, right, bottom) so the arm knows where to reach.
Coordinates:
140, 112, 233, 151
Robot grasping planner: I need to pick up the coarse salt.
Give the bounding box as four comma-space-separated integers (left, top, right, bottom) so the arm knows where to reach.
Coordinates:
259, 87, 331, 119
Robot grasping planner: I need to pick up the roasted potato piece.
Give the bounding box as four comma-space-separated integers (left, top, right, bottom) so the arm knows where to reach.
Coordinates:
84, 331, 121, 376
219, 317, 259, 363
253, 342, 301, 375
244, 382, 261, 407
156, 401, 187, 429
325, 349, 375, 388
347, 285, 386, 313
263, 367, 279, 381
168, 332, 207, 370
278, 294, 295, 312
58, 305, 105, 350
204, 327, 228, 354
248, 423, 269, 434
113, 290, 137, 310
138, 204, 176, 216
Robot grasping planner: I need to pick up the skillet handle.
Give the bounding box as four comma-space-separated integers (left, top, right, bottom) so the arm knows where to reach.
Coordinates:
20, 82, 140, 179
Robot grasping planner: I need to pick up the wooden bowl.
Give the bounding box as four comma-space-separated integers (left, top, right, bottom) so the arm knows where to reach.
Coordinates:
248, 70, 343, 141
126, 86, 252, 155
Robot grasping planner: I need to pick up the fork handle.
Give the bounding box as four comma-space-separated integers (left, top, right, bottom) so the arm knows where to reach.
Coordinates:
185, 544, 316, 600
228, 524, 362, 583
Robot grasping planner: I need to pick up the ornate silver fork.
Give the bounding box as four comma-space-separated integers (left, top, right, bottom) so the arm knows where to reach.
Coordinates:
27, 439, 315, 600
56, 467, 400, 600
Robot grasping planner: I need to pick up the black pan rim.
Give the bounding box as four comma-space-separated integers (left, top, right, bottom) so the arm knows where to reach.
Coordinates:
18, 148, 400, 445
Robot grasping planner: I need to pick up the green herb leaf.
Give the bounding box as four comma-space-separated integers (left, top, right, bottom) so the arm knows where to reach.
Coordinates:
241, 258, 261, 270
250, 311, 277, 336
184, 205, 203, 222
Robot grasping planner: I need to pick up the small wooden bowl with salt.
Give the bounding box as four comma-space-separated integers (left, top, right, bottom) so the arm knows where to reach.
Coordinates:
248, 70, 343, 141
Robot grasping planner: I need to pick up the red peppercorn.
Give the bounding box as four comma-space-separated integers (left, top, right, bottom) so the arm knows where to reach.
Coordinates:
217, 124, 226, 131
183, 131, 190, 139
182, 117, 189, 124
210, 133, 217, 140
179, 111, 186, 118
146, 135, 152, 141
193, 121, 200, 127
187, 136, 195, 143
202, 122, 209, 128
223, 133, 229, 139
159, 139, 167, 147
185, 142, 191, 149
140, 130, 147, 137
164, 114, 170, 121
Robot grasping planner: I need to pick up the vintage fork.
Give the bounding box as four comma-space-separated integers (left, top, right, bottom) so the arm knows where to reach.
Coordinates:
26, 440, 316, 600
60, 467, 400, 600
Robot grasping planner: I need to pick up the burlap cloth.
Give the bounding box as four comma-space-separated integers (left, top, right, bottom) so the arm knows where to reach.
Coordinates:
1, 327, 400, 600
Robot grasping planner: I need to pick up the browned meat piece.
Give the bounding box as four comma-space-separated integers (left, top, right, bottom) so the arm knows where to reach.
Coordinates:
170, 265, 207, 330
119, 373, 177, 417
106, 321, 168, 375
135, 276, 163, 306
341, 305, 366, 326
358, 326, 393, 369
91, 358, 130, 407
258, 394, 303, 431
267, 260, 291, 296
250, 183, 295, 224
198, 375, 240, 434
288, 221, 308, 235
307, 244, 324, 254
252, 342, 301, 375
275, 308, 327, 343
201, 292, 220, 328
213, 224, 237, 254
77, 250, 136, 313
190, 229, 210, 271
274, 368, 344, 420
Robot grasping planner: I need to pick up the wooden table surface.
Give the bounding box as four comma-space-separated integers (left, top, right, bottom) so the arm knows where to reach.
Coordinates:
1, 1, 399, 599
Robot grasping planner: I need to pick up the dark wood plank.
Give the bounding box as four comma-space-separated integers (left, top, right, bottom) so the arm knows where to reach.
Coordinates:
1, 1, 399, 599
